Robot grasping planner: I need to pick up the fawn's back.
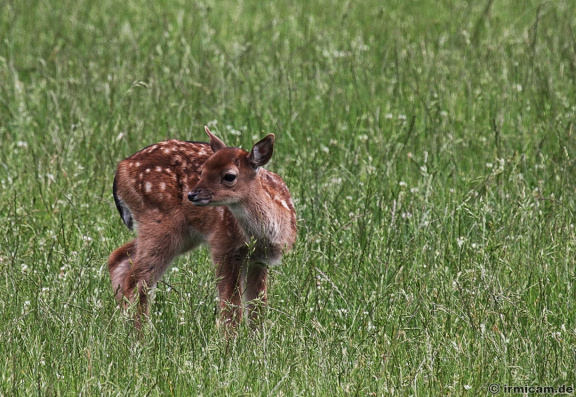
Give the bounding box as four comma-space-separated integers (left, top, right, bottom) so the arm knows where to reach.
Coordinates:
113, 139, 213, 233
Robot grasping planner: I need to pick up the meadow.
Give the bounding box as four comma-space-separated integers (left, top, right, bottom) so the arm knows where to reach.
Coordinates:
1, 0, 576, 395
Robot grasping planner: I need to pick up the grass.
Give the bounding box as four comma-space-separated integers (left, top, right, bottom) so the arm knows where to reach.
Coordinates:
1, 0, 576, 395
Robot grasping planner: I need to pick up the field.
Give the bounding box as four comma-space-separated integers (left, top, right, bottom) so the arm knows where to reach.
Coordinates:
1, 0, 576, 395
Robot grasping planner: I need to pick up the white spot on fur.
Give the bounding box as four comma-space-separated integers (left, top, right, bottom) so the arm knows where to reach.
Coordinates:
160, 182, 166, 190
280, 199, 290, 210
145, 182, 152, 192
165, 168, 172, 173
145, 168, 151, 173
155, 166, 162, 172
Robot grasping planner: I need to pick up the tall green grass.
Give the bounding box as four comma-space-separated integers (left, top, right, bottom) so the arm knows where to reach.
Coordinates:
1, 0, 576, 395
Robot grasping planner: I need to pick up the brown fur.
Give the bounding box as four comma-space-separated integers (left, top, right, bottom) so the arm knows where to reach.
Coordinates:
108, 128, 297, 332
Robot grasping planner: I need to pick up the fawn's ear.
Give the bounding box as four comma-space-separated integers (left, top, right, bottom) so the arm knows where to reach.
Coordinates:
205, 126, 227, 153
248, 134, 275, 169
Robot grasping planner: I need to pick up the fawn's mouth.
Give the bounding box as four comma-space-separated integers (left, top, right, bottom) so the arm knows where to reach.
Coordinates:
188, 191, 211, 206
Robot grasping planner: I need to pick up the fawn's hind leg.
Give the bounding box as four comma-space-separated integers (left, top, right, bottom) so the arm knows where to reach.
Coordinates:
108, 240, 138, 303
109, 220, 192, 328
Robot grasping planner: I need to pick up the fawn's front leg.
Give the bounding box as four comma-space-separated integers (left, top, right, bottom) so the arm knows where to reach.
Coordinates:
243, 263, 268, 322
214, 248, 249, 331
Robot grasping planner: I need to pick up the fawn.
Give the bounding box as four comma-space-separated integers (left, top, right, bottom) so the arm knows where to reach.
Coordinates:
108, 127, 297, 330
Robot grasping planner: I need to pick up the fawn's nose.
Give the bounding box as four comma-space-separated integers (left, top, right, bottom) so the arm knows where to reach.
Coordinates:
188, 189, 212, 206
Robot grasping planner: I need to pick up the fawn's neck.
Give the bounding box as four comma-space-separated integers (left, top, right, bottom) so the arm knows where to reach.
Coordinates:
228, 179, 282, 246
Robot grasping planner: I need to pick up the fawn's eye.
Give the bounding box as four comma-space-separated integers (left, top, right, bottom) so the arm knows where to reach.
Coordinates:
223, 173, 237, 182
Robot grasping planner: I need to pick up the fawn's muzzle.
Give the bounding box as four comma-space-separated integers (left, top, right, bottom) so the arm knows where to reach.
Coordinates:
188, 190, 211, 206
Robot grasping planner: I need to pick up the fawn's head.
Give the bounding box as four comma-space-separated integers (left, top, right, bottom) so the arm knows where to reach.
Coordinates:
188, 127, 275, 206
